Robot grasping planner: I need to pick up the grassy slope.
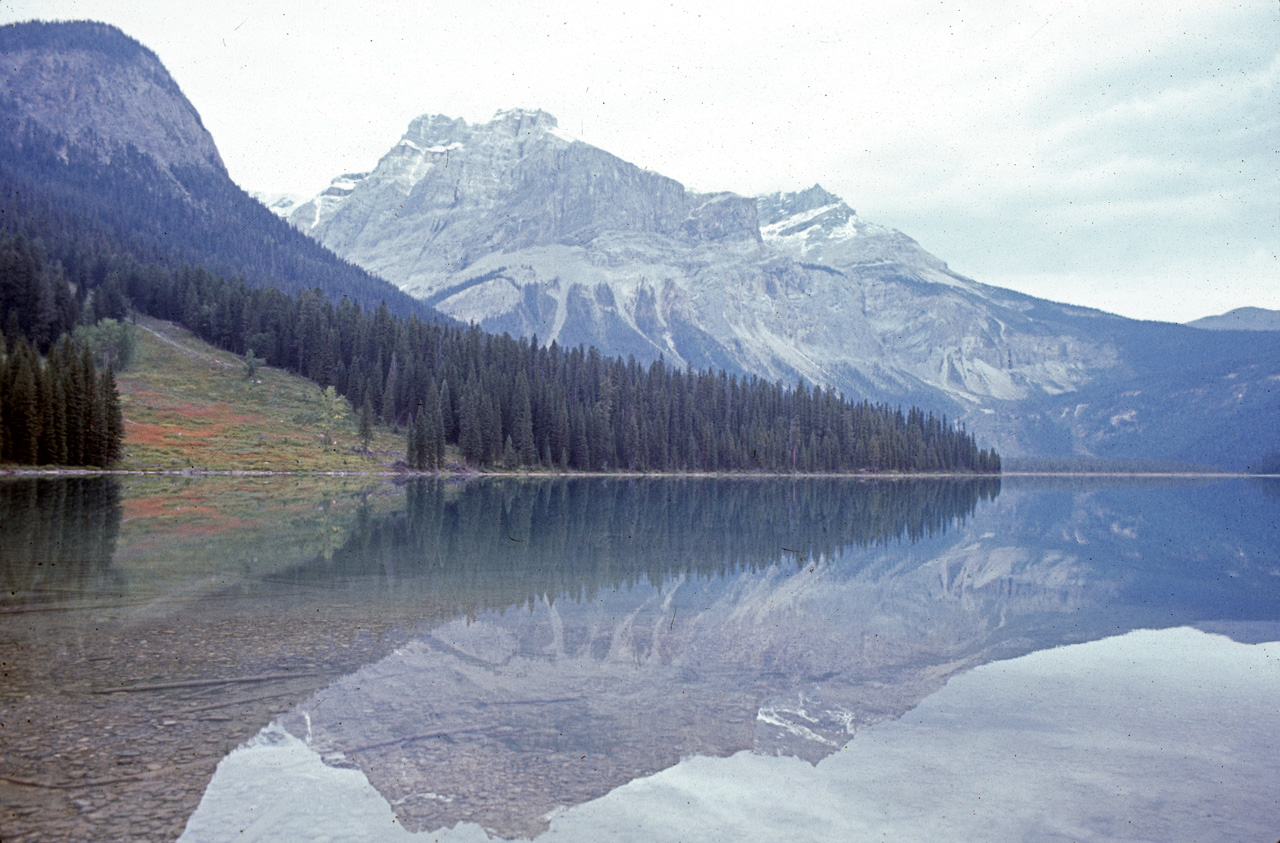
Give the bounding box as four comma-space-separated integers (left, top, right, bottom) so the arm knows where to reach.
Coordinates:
118, 316, 404, 472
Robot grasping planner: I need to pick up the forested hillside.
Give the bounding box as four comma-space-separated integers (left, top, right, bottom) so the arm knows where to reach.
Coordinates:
0, 20, 999, 474
0, 202, 998, 473
92, 248, 999, 473
0, 21, 442, 322
0, 119, 441, 323
0, 228, 997, 473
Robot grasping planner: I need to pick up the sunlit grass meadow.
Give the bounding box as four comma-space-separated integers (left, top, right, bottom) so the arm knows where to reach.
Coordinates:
116, 317, 404, 472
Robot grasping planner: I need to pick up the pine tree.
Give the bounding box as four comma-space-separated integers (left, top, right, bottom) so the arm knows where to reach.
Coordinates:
8, 343, 40, 464
44, 361, 68, 465
427, 390, 444, 469
81, 346, 104, 467
512, 371, 536, 466
381, 352, 398, 426
358, 396, 374, 454
406, 407, 420, 469
62, 336, 87, 466
438, 380, 455, 443
100, 366, 123, 465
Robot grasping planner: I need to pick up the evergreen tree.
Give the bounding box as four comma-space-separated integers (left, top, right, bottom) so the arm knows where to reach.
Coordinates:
512, 371, 536, 465
406, 407, 421, 469
358, 396, 374, 454
457, 380, 477, 464
427, 390, 444, 469
8, 343, 40, 464
438, 380, 455, 443
100, 366, 123, 465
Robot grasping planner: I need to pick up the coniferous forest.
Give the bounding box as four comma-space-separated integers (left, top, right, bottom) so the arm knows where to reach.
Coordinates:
1, 229, 998, 472
0, 235, 124, 467
0, 107, 999, 473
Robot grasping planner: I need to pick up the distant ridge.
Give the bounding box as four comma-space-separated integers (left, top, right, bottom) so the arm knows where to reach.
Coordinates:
1187, 307, 1280, 332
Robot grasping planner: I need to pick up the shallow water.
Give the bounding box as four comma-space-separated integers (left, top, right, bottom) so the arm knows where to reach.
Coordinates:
1, 475, 1277, 841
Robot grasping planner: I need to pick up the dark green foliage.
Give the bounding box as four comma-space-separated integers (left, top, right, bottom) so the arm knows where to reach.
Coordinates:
405, 390, 445, 472
0, 335, 123, 467
0, 234, 78, 354
0, 241, 125, 467
3, 341, 40, 463
100, 365, 123, 465
36, 242, 992, 472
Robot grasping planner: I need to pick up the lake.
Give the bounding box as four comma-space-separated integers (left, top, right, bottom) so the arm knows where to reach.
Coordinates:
1, 475, 1277, 841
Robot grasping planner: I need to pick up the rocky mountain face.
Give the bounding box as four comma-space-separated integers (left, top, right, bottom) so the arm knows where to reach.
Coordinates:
0, 21, 224, 179
280, 110, 1279, 467
286, 110, 1113, 411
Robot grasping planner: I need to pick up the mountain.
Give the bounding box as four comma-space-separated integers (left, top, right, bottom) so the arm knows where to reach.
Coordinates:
1188, 307, 1280, 332
0, 20, 442, 321
285, 112, 1111, 405
278, 110, 1280, 469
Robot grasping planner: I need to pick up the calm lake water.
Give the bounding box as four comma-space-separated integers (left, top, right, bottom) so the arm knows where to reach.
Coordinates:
1, 475, 1277, 841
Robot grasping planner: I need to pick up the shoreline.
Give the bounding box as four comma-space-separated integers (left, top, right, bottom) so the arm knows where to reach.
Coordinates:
0, 467, 1272, 480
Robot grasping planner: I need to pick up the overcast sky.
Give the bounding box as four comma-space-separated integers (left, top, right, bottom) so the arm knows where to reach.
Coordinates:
1, 0, 1276, 323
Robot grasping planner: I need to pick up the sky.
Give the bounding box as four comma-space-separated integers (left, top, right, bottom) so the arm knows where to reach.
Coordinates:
0, 0, 1276, 323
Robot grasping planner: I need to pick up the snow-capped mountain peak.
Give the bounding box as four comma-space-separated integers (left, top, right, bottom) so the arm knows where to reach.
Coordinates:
275, 112, 1109, 414
274, 109, 1280, 468
756, 184, 949, 276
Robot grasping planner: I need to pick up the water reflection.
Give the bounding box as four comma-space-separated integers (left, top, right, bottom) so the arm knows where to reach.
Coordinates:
203, 476, 1279, 839
3, 476, 1278, 842
0, 477, 124, 604
274, 477, 1001, 610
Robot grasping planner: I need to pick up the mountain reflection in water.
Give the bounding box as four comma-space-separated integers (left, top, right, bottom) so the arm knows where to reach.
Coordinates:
190, 476, 1278, 840
249, 478, 1004, 837
4, 476, 1277, 842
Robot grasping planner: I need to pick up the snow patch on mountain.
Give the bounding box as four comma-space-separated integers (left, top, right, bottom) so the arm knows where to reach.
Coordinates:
254, 191, 306, 218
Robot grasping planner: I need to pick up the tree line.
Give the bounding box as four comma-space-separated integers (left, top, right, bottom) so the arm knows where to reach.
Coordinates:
74, 249, 998, 474
0, 333, 124, 468
0, 235, 124, 467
